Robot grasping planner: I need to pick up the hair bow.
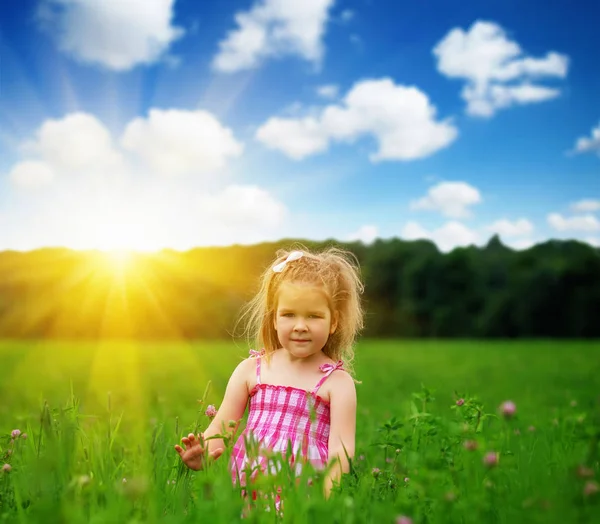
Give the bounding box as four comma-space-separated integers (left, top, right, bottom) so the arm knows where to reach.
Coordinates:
272, 250, 303, 273
319, 360, 344, 373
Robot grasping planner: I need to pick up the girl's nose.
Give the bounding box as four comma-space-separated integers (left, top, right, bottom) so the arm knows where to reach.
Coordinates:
294, 318, 308, 331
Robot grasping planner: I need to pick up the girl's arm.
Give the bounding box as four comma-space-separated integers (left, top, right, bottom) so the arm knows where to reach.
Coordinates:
176, 357, 252, 469
324, 372, 357, 498
203, 357, 253, 455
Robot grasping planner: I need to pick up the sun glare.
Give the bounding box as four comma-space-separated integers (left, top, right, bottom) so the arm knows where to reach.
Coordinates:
105, 249, 135, 269
63, 194, 171, 252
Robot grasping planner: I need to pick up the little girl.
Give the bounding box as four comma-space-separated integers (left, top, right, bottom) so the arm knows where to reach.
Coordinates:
174, 246, 364, 505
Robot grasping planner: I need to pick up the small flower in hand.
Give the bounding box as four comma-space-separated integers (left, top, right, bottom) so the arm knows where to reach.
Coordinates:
205, 405, 217, 418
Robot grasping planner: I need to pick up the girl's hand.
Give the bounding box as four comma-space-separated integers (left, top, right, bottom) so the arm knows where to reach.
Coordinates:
174, 433, 223, 470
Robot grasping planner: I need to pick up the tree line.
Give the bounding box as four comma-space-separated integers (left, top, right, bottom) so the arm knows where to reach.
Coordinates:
0, 235, 598, 339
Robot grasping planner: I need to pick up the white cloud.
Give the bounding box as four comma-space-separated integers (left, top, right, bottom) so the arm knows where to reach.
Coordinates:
255, 116, 330, 160
121, 109, 244, 175
212, 0, 335, 73
12, 109, 243, 186
572, 122, 600, 155
547, 213, 600, 232
584, 237, 600, 247
22, 112, 124, 174
410, 182, 482, 219
401, 220, 480, 252
316, 84, 339, 99
256, 78, 458, 161
487, 218, 534, 237
346, 225, 378, 244
197, 185, 287, 229
433, 20, 568, 117
38, 0, 184, 71
570, 199, 600, 213
1, 112, 285, 251
9, 161, 55, 189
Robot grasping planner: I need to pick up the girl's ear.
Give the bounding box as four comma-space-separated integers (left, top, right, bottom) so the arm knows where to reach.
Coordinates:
330, 310, 339, 334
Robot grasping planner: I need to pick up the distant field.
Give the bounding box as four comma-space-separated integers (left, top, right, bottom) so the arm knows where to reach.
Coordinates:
1, 339, 599, 523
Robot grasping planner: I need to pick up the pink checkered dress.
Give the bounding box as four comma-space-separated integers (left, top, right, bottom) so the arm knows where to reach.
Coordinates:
230, 349, 344, 488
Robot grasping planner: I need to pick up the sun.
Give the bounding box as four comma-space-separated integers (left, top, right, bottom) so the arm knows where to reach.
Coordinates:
104, 248, 136, 270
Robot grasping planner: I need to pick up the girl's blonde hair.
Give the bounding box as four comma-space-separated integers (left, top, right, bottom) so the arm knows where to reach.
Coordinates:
238, 244, 364, 375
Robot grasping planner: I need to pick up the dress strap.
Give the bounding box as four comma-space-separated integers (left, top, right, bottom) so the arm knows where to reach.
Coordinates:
249, 349, 262, 385
312, 360, 344, 395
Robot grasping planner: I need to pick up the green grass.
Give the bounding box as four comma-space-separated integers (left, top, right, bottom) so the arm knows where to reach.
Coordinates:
1, 339, 599, 523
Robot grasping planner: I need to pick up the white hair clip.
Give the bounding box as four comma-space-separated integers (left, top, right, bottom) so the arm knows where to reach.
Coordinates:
272, 250, 303, 273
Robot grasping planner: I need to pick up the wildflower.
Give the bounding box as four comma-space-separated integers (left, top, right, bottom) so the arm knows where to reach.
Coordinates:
396, 516, 413, 524
359, 455, 365, 461
372, 467, 380, 477
514, 428, 521, 435
2, 464, 11, 473
11, 429, 20, 439
122, 478, 127, 483
21, 433, 27, 440
499, 400, 516, 418
527, 425, 535, 432
395, 448, 401, 454
445, 491, 456, 502
205, 405, 217, 418
404, 477, 409, 483
483, 451, 499, 468
584, 481, 599, 497
463, 439, 478, 451
456, 398, 465, 406
386, 457, 393, 463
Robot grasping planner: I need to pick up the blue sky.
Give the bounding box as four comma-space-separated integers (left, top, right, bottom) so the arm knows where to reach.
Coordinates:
0, 0, 598, 252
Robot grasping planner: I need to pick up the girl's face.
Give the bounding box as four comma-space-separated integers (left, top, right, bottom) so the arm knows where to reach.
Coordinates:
274, 281, 338, 359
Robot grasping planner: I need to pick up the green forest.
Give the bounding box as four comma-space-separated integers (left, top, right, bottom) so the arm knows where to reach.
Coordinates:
1, 235, 598, 339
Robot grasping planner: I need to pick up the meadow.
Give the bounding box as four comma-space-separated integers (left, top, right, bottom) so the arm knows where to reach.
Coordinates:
1, 339, 599, 523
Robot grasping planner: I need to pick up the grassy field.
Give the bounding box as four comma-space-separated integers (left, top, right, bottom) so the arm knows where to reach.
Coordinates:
1, 339, 599, 523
